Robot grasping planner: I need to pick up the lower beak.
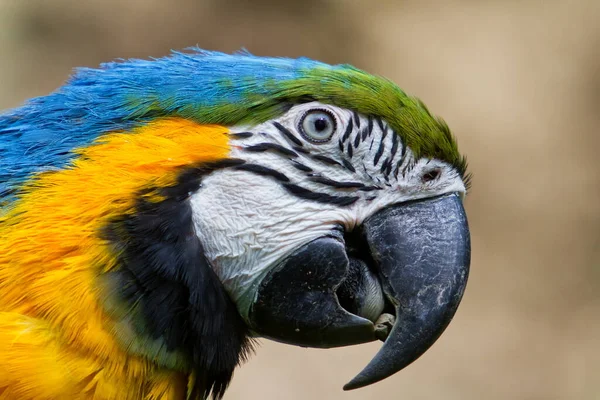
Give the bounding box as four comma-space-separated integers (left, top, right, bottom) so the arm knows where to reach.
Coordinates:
248, 193, 470, 389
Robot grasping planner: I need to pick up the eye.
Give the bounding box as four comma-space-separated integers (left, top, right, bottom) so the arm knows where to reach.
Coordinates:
298, 109, 337, 143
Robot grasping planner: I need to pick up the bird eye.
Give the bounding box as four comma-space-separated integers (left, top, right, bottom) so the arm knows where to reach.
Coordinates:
299, 109, 337, 143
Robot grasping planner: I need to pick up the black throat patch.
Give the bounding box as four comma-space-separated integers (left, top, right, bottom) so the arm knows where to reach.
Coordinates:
101, 158, 253, 400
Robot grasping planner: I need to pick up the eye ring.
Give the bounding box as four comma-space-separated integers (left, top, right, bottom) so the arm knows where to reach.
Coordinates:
298, 109, 337, 143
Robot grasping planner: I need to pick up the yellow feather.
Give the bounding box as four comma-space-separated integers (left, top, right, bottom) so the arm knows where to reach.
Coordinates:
0, 119, 230, 399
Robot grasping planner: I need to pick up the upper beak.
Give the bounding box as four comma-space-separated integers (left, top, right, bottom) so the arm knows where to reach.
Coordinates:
248, 193, 470, 389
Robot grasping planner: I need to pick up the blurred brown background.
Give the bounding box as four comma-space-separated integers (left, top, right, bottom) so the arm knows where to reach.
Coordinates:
1, 0, 599, 399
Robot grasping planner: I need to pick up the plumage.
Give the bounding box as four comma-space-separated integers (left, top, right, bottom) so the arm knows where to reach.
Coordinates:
0, 49, 471, 399
0, 119, 249, 398
0, 48, 466, 209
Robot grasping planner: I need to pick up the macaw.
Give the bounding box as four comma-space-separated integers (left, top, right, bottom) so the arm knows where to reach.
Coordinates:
0, 49, 471, 400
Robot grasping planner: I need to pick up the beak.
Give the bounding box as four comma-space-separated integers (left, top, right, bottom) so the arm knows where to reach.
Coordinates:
248, 193, 470, 388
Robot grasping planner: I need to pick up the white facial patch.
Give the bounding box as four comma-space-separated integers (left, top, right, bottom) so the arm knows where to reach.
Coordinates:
189, 102, 466, 321
189, 169, 344, 320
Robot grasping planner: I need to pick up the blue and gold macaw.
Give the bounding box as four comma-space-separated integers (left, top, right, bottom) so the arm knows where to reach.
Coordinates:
0, 49, 471, 399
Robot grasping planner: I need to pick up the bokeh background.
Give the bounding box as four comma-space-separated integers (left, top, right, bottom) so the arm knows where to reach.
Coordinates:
1, 0, 599, 399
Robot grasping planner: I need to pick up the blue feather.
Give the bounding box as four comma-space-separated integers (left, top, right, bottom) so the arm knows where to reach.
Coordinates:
0, 48, 329, 206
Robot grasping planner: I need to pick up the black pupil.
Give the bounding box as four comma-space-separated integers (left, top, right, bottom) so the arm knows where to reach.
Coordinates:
313, 117, 328, 132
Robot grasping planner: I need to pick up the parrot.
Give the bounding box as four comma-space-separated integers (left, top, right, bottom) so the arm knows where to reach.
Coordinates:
0, 48, 471, 400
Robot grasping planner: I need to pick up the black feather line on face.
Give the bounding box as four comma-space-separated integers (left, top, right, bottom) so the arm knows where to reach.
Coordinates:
353, 130, 361, 149
229, 131, 253, 139
244, 143, 298, 158
353, 111, 361, 128
374, 136, 385, 166
235, 163, 290, 182
283, 183, 359, 206
381, 125, 388, 141
376, 117, 384, 133
292, 145, 310, 155
361, 127, 369, 141
342, 116, 354, 142
342, 158, 356, 173
384, 159, 393, 179
311, 154, 341, 166
273, 121, 303, 147
291, 160, 313, 172
309, 175, 366, 189
101, 159, 254, 400
380, 157, 391, 176
358, 185, 381, 192
231, 159, 360, 206
394, 143, 407, 180
390, 131, 399, 159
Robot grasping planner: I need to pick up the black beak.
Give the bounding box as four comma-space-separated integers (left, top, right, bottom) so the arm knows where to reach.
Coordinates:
248, 193, 470, 389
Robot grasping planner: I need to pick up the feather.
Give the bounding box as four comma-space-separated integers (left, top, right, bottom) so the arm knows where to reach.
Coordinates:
0, 48, 466, 209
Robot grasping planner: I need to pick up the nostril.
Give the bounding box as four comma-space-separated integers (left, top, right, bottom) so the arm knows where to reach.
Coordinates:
422, 168, 441, 183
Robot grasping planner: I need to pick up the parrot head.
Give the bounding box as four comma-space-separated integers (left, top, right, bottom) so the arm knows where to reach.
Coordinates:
0, 49, 470, 399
